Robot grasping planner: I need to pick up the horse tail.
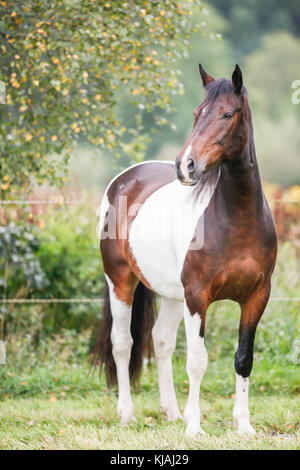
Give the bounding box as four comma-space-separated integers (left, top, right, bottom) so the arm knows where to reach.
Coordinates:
91, 280, 115, 386
92, 280, 156, 387
130, 282, 156, 385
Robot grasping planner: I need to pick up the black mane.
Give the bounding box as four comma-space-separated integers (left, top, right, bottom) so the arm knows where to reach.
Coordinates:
205, 78, 247, 104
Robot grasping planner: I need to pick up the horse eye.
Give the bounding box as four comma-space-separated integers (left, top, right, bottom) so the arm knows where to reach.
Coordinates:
222, 112, 233, 120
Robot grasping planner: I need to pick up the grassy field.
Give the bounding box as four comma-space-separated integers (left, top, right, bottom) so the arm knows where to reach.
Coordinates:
0, 369, 299, 450
0, 242, 299, 450
0, 330, 299, 450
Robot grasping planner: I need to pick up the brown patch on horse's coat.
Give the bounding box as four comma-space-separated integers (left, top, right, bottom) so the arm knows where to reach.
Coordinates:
101, 162, 176, 303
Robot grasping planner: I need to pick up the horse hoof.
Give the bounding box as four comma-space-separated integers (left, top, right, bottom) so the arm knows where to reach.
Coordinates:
237, 423, 256, 436
120, 415, 137, 426
167, 412, 182, 422
162, 408, 182, 422
185, 424, 206, 438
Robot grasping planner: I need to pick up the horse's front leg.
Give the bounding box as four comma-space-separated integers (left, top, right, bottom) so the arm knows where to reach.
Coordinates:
183, 298, 208, 436
233, 282, 271, 435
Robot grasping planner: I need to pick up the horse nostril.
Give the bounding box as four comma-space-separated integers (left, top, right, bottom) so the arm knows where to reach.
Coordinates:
187, 158, 195, 172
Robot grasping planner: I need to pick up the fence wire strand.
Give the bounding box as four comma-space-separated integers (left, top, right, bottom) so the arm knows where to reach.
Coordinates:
1, 199, 300, 205
0, 297, 299, 304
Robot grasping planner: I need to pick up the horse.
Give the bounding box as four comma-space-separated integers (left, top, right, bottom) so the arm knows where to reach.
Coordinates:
94, 64, 277, 437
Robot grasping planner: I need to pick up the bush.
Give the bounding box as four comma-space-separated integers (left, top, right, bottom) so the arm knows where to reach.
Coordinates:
0, 222, 48, 298
35, 202, 104, 333
1, 198, 104, 342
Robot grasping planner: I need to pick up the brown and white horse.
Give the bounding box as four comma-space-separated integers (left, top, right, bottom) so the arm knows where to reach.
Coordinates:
95, 65, 277, 436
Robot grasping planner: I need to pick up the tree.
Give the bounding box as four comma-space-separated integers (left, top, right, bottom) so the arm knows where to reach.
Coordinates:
0, 0, 205, 192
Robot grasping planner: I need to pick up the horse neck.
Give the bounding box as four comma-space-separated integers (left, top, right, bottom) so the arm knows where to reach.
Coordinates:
218, 104, 264, 216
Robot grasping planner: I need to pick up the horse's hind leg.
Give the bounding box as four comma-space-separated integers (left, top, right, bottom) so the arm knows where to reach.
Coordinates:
105, 273, 137, 425
233, 283, 271, 435
152, 297, 183, 421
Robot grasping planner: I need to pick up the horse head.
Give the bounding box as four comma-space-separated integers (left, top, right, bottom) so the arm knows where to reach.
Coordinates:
176, 64, 249, 186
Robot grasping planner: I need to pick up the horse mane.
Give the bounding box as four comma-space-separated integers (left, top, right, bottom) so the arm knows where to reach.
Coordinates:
205, 78, 247, 104
192, 166, 221, 201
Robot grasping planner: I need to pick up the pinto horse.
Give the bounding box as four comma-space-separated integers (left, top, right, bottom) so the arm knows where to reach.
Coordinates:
95, 65, 277, 436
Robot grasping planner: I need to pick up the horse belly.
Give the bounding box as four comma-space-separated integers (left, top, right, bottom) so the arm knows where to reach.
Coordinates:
131, 238, 184, 299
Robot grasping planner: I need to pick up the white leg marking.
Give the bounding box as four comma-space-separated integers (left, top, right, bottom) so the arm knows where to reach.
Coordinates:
233, 374, 256, 436
152, 297, 183, 421
183, 303, 208, 436
106, 275, 136, 425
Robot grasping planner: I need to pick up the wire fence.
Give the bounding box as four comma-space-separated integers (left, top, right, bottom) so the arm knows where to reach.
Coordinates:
1, 199, 299, 205
0, 298, 104, 304
0, 297, 299, 304
0, 199, 101, 205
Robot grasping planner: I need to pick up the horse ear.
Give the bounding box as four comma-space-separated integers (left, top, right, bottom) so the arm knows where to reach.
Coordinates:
232, 64, 243, 94
199, 64, 214, 88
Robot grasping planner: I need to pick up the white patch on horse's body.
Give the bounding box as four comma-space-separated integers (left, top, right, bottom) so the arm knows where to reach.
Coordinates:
105, 274, 136, 425
202, 105, 208, 115
233, 374, 256, 435
183, 304, 208, 436
97, 160, 174, 240
152, 297, 183, 421
129, 168, 220, 300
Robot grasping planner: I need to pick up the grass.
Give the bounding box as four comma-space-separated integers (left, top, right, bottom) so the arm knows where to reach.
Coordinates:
0, 390, 299, 450
0, 353, 299, 450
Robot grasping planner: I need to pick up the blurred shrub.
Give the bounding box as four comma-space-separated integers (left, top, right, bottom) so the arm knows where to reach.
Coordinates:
0, 222, 48, 297
263, 182, 300, 248
255, 115, 300, 187
1, 197, 104, 341
34, 202, 104, 333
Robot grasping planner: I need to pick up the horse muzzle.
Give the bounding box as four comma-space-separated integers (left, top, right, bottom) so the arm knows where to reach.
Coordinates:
175, 156, 206, 186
